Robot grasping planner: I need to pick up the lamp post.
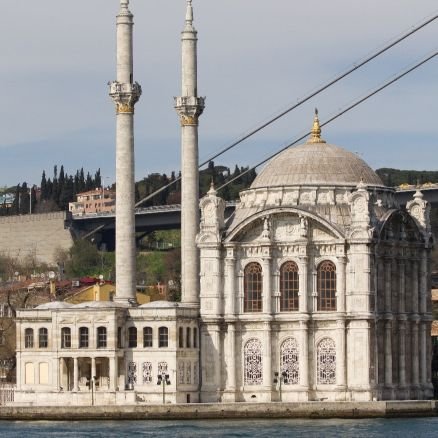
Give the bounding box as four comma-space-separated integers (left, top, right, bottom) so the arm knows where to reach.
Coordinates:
157, 373, 171, 404
273, 371, 288, 402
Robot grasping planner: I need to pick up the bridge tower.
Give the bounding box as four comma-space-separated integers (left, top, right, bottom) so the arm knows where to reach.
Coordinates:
175, 1, 205, 306
109, 0, 142, 305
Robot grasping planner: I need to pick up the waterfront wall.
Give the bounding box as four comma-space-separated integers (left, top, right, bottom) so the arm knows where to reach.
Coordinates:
0, 212, 73, 266
0, 401, 437, 421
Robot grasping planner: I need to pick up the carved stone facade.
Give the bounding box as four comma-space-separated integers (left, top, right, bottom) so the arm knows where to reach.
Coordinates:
197, 116, 434, 403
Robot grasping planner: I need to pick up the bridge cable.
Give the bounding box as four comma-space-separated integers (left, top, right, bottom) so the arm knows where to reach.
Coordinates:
135, 13, 438, 208
214, 51, 438, 195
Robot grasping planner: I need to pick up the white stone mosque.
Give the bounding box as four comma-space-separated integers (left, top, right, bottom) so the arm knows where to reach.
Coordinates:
14, 1, 434, 405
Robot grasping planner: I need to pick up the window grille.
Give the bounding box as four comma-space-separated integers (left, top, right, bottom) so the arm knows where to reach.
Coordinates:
158, 361, 168, 377
280, 338, 299, 384
79, 327, 89, 348
143, 327, 153, 347
38, 328, 48, 348
280, 261, 299, 311
61, 327, 71, 349
244, 263, 263, 312
142, 362, 152, 384
186, 361, 191, 384
158, 327, 168, 348
244, 338, 262, 385
317, 261, 337, 311
97, 326, 107, 349
127, 362, 137, 385
178, 362, 185, 384
317, 338, 336, 385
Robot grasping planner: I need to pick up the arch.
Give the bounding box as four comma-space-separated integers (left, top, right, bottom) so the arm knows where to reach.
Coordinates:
244, 262, 263, 313
244, 338, 263, 385
143, 327, 153, 347
225, 207, 345, 243
79, 327, 89, 348
317, 260, 337, 311
128, 326, 137, 348
317, 338, 336, 385
61, 327, 71, 349
24, 328, 34, 349
280, 337, 299, 384
280, 261, 299, 312
158, 327, 169, 348
96, 326, 107, 348
38, 328, 48, 348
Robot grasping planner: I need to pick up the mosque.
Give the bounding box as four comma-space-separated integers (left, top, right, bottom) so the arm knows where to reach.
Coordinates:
13, 0, 434, 405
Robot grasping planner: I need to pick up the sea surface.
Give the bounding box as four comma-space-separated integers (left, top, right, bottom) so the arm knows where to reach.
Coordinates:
0, 418, 437, 438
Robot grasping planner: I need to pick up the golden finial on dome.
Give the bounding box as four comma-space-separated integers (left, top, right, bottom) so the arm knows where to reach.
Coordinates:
307, 108, 326, 144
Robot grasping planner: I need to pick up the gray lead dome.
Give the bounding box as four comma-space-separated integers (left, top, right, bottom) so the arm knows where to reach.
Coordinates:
251, 141, 384, 189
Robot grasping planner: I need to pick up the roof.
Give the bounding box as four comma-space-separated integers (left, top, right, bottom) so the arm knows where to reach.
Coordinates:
251, 141, 384, 189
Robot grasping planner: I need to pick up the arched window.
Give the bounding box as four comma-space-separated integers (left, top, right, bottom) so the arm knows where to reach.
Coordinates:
38, 328, 48, 348
317, 338, 336, 385
61, 327, 71, 349
244, 338, 262, 385
280, 338, 299, 384
128, 327, 137, 348
159, 327, 168, 348
244, 263, 263, 312
143, 327, 153, 347
280, 261, 299, 311
317, 261, 337, 311
79, 327, 89, 348
25, 328, 34, 348
97, 326, 107, 349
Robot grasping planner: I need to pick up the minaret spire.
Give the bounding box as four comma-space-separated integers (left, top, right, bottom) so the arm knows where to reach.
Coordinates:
175, 0, 205, 306
109, 0, 142, 305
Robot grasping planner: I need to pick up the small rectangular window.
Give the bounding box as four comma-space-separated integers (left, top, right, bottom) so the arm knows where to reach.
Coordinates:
61, 327, 71, 349
159, 327, 168, 348
25, 328, 34, 348
39, 328, 48, 348
186, 327, 191, 348
79, 327, 89, 348
143, 327, 153, 348
97, 327, 107, 349
128, 327, 137, 348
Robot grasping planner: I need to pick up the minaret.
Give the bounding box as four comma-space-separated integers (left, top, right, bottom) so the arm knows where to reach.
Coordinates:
109, 0, 142, 304
175, 0, 205, 306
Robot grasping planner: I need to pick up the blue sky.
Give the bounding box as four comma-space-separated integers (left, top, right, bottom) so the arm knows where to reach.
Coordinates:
0, 0, 437, 187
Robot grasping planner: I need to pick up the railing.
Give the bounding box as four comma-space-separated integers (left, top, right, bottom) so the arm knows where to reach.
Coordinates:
0, 383, 15, 405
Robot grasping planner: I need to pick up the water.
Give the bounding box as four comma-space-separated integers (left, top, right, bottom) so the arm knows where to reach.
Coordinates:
0, 418, 437, 438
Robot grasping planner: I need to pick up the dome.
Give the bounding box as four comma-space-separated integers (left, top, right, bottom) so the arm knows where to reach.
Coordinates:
36, 301, 72, 310
251, 112, 384, 189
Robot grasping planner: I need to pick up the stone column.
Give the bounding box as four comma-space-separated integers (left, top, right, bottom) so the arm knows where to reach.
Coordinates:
384, 258, 392, 312
336, 320, 346, 389
263, 322, 272, 393
262, 257, 272, 314
420, 322, 427, 387
398, 261, 406, 314
384, 321, 393, 387
91, 357, 96, 382
312, 268, 318, 312
412, 321, 420, 387
398, 321, 406, 388
109, 0, 142, 304
337, 256, 346, 313
226, 324, 236, 392
109, 357, 117, 391
224, 256, 236, 316
175, 1, 205, 306
411, 260, 419, 314
73, 357, 79, 392
299, 320, 309, 390
299, 256, 308, 313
